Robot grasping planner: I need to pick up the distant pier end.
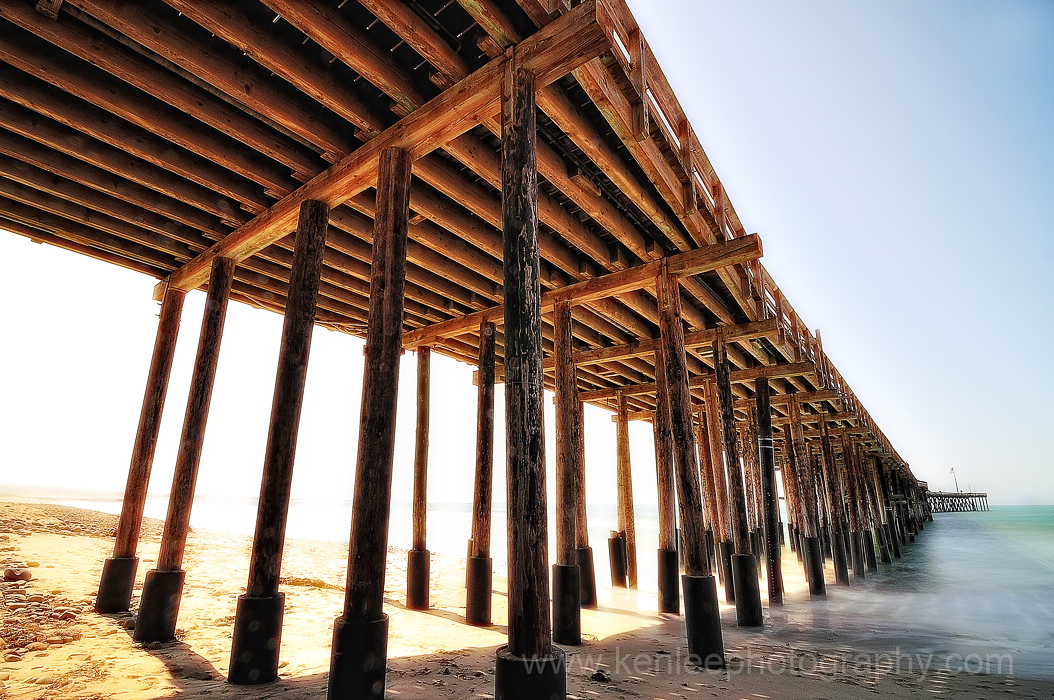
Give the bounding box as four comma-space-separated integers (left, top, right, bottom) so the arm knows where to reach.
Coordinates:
927, 491, 989, 513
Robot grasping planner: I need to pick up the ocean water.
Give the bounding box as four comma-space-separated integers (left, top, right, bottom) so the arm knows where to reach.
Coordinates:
773, 506, 1054, 680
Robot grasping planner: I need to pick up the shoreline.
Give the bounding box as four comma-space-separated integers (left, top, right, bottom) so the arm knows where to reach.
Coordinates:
2, 501, 1051, 699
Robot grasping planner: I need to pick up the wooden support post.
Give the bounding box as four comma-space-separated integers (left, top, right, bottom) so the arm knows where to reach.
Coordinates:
135, 256, 235, 643
552, 300, 581, 644
867, 456, 893, 564
494, 64, 564, 696
839, 431, 865, 580
328, 148, 412, 700
615, 391, 638, 589
466, 321, 495, 625
96, 286, 185, 614
754, 378, 783, 606
406, 347, 431, 610
714, 338, 762, 626
652, 344, 680, 613
695, 405, 718, 568
789, 399, 825, 598
574, 397, 597, 609
229, 200, 330, 684
657, 267, 724, 668
703, 378, 734, 602
819, 419, 850, 586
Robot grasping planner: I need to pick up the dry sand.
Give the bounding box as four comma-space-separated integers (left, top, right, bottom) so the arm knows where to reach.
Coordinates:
1, 501, 1050, 699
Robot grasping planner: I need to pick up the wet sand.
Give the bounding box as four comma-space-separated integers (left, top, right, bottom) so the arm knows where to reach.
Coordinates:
1, 501, 1051, 699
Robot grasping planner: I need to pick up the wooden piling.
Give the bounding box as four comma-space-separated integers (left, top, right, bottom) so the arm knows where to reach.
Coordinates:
497, 65, 557, 677
657, 266, 724, 667
714, 340, 750, 556
819, 418, 850, 586
96, 285, 185, 614
754, 377, 783, 606
652, 342, 680, 613
466, 321, 495, 625
574, 396, 597, 609
615, 390, 638, 589
230, 199, 329, 684
788, 399, 825, 598
156, 256, 236, 573
329, 147, 412, 699
552, 299, 581, 644
135, 255, 235, 643
714, 338, 763, 625
407, 346, 431, 610
412, 348, 430, 553
470, 322, 496, 560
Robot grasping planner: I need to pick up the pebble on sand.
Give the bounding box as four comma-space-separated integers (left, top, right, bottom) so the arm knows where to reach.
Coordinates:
3, 568, 32, 582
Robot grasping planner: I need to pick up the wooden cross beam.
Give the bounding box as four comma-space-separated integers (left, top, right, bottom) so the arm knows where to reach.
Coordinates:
155, 1, 613, 295
546, 317, 779, 369
577, 360, 815, 403
403, 234, 761, 348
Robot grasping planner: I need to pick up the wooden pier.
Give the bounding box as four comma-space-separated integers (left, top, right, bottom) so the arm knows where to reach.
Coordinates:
0, 0, 934, 695
928, 491, 989, 513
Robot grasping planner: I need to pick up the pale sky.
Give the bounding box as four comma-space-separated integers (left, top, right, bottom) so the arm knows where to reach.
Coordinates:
1, 0, 1051, 507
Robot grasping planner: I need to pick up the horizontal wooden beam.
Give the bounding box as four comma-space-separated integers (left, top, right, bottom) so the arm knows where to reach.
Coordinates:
733, 388, 840, 409
403, 234, 761, 348
577, 360, 815, 402
159, 1, 611, 294
557, 317, 778, 368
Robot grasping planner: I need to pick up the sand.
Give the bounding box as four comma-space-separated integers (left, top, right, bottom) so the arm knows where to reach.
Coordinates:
1, 501, 1050, 699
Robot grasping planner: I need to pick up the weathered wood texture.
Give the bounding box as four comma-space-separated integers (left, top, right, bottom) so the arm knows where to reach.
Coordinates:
574, 397, 590, 549
703, 378, 731, 543
714, 339, 751, 555
819, 419, 847, 539
156, 256, 235, 571
245, 200, 330, 598
615, 391, 638, 588
470, 322, 496, 559
343, 148, 412, 622
787, 400, 819, 539
695, 405, 718, 533
412, 347, 430, 552
553, 300, 579, 566
112, 286, 185, 559
657, 268, 709, 577
652, 343, 677, 553
501, 66, 551, 659
755, 377, 783, 605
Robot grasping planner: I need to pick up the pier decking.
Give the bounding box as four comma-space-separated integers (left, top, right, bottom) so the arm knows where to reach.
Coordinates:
1, 0, 933, 695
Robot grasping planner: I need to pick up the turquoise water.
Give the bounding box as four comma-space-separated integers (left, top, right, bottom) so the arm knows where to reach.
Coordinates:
772, 506, 1054, 680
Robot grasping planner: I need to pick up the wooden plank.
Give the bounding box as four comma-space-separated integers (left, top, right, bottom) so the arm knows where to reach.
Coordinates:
615, 391, 637, 588
67, 0, 354, 161
163, 1, 610, 293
